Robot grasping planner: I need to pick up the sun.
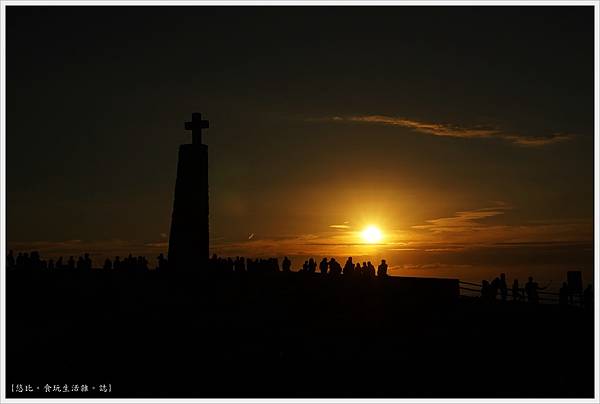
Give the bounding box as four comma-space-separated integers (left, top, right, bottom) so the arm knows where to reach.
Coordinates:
361, 225, 383, 244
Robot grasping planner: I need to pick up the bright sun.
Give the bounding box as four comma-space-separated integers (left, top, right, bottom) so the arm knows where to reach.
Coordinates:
361, 225, 383, 244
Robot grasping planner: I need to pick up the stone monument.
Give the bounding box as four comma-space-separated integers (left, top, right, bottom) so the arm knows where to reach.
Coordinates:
168, 112, 210, 270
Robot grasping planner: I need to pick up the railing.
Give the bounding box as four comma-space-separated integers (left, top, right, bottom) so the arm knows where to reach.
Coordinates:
458, 280, 582, 305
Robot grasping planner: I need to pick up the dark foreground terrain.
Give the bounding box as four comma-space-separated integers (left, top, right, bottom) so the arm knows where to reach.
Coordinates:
7, 268, 595, 398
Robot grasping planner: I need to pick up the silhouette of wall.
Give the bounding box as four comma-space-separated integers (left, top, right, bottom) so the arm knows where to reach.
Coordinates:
168, 143, 209, 269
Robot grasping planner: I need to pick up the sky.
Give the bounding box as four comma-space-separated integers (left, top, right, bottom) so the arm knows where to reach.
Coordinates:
6, 6, 595, 284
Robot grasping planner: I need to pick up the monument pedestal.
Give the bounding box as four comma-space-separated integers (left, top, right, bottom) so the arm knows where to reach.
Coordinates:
168, 114, 210, 270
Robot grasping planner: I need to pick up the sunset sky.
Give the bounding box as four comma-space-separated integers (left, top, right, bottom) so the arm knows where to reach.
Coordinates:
7, 6, 595, 283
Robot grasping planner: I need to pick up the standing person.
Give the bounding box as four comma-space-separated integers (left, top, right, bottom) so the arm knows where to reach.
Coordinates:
512, 279, 521, 301
84, 253, 92, 270
490, 277, 500, 301
499, 273, 508, 302
157, 253, 167, 271
319, 258, 328, 274
329, 258, 341, 275
343, 257, 354, 276
377, 259, 388, 277
481, 280, 491, 302
559, 282, 569, 306
308, 258, 316, 273
367, 261, 376, 277
76, 256, 84, 270
282, 256, 291, 272
525, 277, 547, 304
6, 250, 15, 269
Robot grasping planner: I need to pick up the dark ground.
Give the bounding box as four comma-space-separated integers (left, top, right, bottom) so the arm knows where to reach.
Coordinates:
6, 268, 595, 398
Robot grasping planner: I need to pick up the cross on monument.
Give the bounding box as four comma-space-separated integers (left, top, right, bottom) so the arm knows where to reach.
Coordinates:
184, 112, 209, 145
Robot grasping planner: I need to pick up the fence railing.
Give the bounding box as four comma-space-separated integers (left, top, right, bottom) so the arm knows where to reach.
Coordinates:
458, 280, 583, 305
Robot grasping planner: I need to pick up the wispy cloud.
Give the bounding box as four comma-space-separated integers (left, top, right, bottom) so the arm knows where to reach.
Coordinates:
329, 224, 351, 229
501, 133, 573, 146
408, 203, 592, 248
325, 115, 574, 147
412, 205, 510, 233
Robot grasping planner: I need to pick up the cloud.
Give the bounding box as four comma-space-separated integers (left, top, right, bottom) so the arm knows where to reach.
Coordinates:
501, 133, 573, 146
408, 203, 592, 249
412, 205, 511, 234
329, 224, 351, 229
325, 115, 575, 147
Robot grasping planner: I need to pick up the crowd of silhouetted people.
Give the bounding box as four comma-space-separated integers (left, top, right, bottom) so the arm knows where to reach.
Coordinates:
7, 250, 391, 278
208, 254, 388, 277
5, 250, 168, 273
6, 250, 95, 271
479, 272, 593, 310
7, 249, 594, 310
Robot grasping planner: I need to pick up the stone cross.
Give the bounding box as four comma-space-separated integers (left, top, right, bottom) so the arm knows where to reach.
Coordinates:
184, 112, 209, 145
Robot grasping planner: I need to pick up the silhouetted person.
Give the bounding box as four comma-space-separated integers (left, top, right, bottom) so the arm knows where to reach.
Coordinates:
490, 277, 500, 301
525, 276, 546, 304
367, 261, 375, 277
329, 258, 342, 275
308, 258, 316, 273
343, 257, 354, 276
583, 284, 593, 312
377, 259, 388, 277
282, 256, 291, 272
126, 254, 134, 270
84, 253, 92, 270
76, 256, 85, 270
21, 252, 30, 269
56, 256, 64, 270
68, 256, 75, 270
16, 252, 24, 269
235, 257, 245, 273
113, 256, 121, 270
47, 259, 54, 271
481, 280, 491, 302
157, 253, 167, 271
512, 279, 521, 301
104, 258, 113, 270
499, 273, 508, 302
355, 262, 361, 275
30, 251, 41, 270
7, 250, 15, 269
302, 260, 309, 273
319, 258, 328, 274
559, 282, 569, 306
138, 256, 148, 271
361, 262, 368, 276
